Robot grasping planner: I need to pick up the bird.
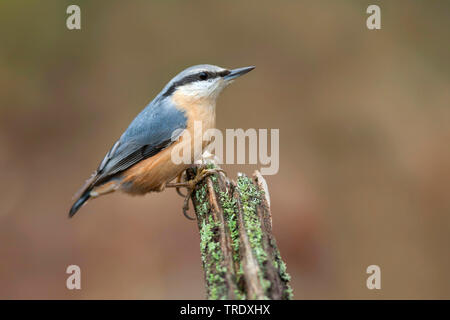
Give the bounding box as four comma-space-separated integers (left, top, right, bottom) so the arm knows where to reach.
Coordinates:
69, 64, 255, 218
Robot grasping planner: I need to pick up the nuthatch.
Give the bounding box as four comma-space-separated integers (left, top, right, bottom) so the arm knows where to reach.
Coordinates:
69, 64, 254, 218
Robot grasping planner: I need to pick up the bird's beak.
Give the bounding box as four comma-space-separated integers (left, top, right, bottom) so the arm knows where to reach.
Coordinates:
224, 66, 255, 81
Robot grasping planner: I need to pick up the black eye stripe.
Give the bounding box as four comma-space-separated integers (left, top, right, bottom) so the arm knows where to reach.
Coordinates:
217, 70, 231, 77
195, 70, 230, 81
162, 70, 231, 97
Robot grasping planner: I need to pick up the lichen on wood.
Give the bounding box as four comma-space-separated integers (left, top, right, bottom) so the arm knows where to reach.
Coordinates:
187, 164, 293, 300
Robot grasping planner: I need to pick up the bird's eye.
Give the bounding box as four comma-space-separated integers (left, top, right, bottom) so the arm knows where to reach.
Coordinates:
199, 72, 208, 80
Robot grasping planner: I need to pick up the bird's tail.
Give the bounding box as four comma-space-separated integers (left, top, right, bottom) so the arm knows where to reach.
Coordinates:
69, 170, 100, 218
69, 187, 92, 218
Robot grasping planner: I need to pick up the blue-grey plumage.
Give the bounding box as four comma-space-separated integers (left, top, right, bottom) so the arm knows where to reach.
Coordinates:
69, 64, 255, 217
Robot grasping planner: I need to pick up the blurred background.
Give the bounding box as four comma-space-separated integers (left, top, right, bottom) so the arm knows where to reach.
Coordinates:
0, 0, 449, 299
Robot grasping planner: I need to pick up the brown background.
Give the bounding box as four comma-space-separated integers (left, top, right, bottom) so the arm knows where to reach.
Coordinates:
0, 0, 449, 299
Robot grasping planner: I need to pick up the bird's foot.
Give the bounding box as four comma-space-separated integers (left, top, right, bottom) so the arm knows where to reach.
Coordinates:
166, 166, 226, 220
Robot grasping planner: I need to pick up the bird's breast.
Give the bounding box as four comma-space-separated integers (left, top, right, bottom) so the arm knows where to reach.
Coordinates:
172, 91, 217, 156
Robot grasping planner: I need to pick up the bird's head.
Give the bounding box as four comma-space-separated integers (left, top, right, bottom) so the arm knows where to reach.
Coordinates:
160, 64, 255, 104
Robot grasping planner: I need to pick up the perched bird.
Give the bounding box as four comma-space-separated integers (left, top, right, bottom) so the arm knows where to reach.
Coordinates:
69, 64, 254, 218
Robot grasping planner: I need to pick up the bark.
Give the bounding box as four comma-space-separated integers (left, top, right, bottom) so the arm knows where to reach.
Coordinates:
187, 164, 293, 300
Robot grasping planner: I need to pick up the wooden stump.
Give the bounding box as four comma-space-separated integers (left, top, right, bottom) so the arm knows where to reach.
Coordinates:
187, 164, 293, 300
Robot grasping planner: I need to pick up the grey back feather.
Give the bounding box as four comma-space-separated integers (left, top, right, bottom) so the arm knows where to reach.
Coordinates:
86, 97, 187, 190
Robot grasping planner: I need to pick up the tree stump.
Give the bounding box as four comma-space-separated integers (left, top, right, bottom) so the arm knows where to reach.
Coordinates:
187, 164, 293, 300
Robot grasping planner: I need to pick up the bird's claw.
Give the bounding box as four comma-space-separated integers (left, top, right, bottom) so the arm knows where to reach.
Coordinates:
175, 171, 187, 197
182, 188, 196, 220
168, 166, 225, 220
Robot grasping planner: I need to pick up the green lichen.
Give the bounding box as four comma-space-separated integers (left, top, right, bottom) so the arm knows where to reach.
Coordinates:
219, 191, 240, 260
234, 289, 245, 300
278, 260, 291, 282
271, 239, 294, 299
195, 184, 208, 217
197, 181, 227, 300
205, 163, 216, 170
219, 190, 246, 299
199, 215, 227, 299
236, 175, 271, 293
237, 176, 265, 265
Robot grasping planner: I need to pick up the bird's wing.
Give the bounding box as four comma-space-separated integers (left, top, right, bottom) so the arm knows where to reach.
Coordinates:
76, 100, 187, 195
